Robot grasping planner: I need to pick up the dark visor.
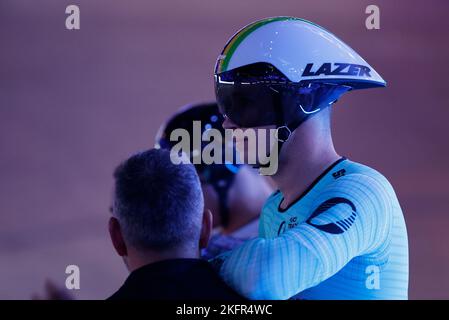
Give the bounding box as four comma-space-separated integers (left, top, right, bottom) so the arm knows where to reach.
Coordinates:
215, 62, 352, 128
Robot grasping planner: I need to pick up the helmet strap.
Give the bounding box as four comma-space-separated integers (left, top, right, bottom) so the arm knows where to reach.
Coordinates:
209, 171, 236, 228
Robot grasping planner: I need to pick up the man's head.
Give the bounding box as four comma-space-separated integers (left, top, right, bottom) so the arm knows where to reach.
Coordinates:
109, 148, 212, 271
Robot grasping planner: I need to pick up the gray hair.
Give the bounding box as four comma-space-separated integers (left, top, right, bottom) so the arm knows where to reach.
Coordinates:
112, 148, 204, 251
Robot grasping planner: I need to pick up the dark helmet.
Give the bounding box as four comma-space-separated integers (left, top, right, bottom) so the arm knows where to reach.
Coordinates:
155, 102, 241, 227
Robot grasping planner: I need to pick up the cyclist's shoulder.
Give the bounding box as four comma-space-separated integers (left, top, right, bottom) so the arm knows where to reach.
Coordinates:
337, 159, 395, 191
323, 159, 398, 207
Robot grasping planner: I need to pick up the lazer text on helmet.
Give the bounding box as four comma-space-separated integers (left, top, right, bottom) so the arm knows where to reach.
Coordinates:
302, 63, 372, 77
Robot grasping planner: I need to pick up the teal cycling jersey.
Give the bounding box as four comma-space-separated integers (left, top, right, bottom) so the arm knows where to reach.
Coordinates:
212, 158, 409, 299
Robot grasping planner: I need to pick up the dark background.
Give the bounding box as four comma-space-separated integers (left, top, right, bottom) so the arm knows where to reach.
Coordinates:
0, 0, 448, 299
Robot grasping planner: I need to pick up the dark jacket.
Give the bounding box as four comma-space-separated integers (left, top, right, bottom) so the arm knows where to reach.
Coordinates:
108, 258, 244, 300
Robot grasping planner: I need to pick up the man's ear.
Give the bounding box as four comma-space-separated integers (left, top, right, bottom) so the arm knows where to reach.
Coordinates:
199, 209, 213, 250
108, 217, 128, 257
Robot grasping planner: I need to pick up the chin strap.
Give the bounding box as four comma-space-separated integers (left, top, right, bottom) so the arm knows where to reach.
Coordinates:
212, 180, 231, 227
273, 102, 333, 158
208, 165, 239, 228
255, 113, 310, 170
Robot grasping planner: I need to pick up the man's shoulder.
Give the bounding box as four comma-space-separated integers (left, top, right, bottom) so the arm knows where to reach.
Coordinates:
107, 288, 125, 300
107, 259, 244, 300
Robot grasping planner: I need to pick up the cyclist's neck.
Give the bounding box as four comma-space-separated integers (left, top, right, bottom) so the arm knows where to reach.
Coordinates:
272, 118, 340, 210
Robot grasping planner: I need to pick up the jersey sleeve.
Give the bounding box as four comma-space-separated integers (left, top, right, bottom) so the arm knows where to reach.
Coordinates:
213, 173, 393, 299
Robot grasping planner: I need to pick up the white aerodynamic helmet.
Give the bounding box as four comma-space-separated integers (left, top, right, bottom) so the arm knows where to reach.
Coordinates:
214, 17, 386, 139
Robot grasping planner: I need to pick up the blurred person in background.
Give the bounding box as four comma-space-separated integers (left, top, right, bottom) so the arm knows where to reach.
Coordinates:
156, 102, 273, 260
